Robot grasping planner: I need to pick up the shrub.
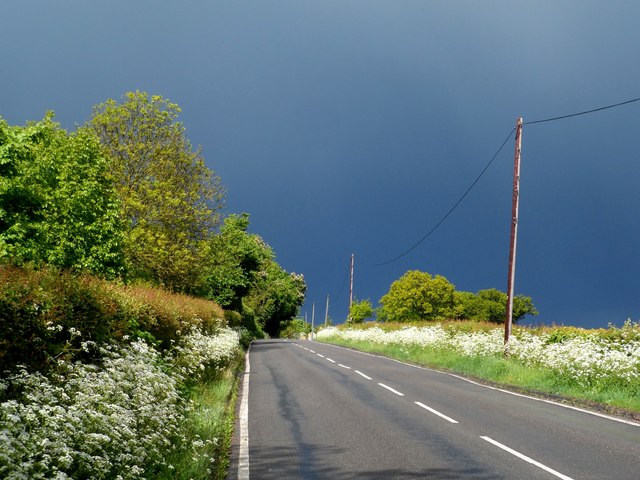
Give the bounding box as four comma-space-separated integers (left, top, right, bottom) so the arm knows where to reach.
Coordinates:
0, 266, 224, 374
0, 267, 126, 372
0, 328, 240, 479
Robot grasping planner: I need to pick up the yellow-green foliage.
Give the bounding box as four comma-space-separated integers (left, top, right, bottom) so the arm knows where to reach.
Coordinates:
108, 282, 224, 341
0, 265, 224, 372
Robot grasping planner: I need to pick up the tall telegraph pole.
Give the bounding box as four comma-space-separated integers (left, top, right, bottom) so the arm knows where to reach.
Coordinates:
324, 294, 330, 327
348, 254, 355, 322
505, 118, 523, 350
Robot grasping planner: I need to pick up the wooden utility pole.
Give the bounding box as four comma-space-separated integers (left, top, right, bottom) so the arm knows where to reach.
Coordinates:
348, 254, 355, 321
311, 302, 315, 340
324, 294, 330, 327
505, 117, 523, 351
349, 254, 355, 308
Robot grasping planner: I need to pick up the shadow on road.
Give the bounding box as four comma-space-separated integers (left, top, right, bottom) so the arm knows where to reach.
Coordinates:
246, 444, 500, 480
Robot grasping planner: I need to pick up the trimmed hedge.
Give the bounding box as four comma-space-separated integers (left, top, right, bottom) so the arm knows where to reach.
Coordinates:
0, 266, 224, 373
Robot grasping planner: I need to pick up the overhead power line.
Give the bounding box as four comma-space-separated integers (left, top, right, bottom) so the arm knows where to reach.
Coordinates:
524, 97, 640, 125
335, 257, 351, 301
369, 95, 639, 267
371, 128, 516, 266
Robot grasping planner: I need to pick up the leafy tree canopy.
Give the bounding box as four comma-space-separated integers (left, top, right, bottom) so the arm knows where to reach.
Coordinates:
378, 271, 538, 323
455, 288, 538, 323
379, 270, 456, 322
203, 213, 273, 310
245, 262, 306, 337
0, 113, 124, 277
89, 91, 224, 291
280, 317, 312, 339
349, 298, 374, 323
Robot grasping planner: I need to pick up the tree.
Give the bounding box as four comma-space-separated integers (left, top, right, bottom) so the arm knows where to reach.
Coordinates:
0, 114, 124, 277
379, 270, 455, 322
454, 288, 538, 323
244, 262, 306, 337
280, 317, 312, 339
202, 213, 272, 310
349, 298, 373, 323
89, 92, 224, 290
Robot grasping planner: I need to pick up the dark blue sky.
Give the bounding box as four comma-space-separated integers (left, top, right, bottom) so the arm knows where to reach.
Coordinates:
2, 1, 639, 329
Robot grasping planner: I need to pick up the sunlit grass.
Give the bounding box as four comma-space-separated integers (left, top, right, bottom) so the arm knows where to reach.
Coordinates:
157, 352, 242, 480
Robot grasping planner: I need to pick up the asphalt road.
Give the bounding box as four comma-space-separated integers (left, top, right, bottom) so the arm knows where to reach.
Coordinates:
234, 339, 639, 479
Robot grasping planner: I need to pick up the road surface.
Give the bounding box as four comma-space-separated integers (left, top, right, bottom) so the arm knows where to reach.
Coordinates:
233, 339, 639, 479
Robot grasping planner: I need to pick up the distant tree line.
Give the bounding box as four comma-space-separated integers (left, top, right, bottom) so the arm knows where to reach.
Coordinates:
0, 91, 305, 337
349, 270, 537, 324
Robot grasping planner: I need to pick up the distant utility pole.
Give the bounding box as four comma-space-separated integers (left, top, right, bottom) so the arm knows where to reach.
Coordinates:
348, 254, 355, 322
324, 294, 330, 327
505, 117, 523, 352
311, 302, 315, 340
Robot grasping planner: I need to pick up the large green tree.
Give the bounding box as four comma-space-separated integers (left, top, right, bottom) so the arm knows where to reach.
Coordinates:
0, 114, 124, 277
89, 92, 224, 290
379, 270, 455, 322
245, 262, 306, 337
202, 213, 272, 311
455, 288, 538, 323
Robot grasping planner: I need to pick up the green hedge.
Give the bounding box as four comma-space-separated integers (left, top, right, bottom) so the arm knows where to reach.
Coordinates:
0, 266, 224, 373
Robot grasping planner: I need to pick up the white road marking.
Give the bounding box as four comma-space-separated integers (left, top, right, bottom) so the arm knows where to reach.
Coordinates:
414, 401, 459, 424
317, 341, 640, 427
326, 358, 336, 363
309, 350, 316, 353
378, 383, 405, 396
238, 346, 251, 480
339, 364, 351, 369
355, 370, 372, 380
316, 353, 324, 358
480, 436, 575, 480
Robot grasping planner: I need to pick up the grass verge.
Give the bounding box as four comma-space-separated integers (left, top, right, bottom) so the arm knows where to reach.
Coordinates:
153, 351, 244, 480
318, 337, 640, 418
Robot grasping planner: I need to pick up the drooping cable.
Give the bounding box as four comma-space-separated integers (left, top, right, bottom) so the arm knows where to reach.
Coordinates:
368, 94, 639, 266
335, 256, 351, 302
371, 127, 516, 266
524, 97, 640, 125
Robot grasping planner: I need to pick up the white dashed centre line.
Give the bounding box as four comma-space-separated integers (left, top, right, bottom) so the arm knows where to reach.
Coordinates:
355, 370, 372, 380
326, 358, 336, 363
480, 436, 575, 480
316, 353, 324, 358
309, 350, 316, 353
338, 364, 351, 369
378, 383, 405, 396
414, 401, 459, 424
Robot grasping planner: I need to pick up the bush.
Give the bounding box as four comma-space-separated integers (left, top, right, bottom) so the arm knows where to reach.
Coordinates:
0, 328, 240, 479
0, 266, 125, 372
113, 283, 224, 347
0, 266, 224, 373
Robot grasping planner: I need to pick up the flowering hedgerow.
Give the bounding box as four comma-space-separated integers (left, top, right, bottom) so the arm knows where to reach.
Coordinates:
171, 327, 242, 382
317, 323, 640, 389
0, 327, 240, 479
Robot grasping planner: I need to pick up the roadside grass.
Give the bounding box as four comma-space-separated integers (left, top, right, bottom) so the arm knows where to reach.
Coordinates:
319, 335, 640, 415
156, 352, 243, 480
